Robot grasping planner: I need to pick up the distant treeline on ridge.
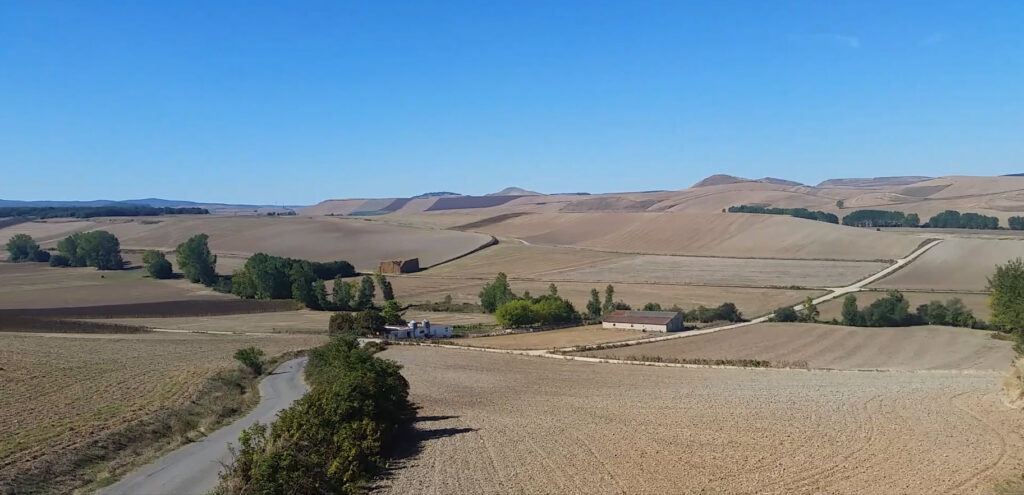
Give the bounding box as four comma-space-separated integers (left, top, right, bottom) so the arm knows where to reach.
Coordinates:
732, 205, 1011, 230
726, 205, 839, 224
0, 205, 209, 219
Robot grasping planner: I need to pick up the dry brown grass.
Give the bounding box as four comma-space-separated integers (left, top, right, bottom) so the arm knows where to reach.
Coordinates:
578, 322, 1014, 371
462, 325, 651, 350
375, 346, 1024, 494
0, 332, 326, 486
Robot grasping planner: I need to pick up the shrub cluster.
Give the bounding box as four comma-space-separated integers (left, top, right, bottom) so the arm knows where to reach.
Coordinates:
495, 295, 578, 327
56, 231, 124, 270
5, 234, 49, 262
231, 252, 358, 310
142, 250, 174, 279
728, 205, 838, 224
214, 337, 413, 495
1009, 217, 1024, 231
681, 302, 743, 323
839, 291, 985, 328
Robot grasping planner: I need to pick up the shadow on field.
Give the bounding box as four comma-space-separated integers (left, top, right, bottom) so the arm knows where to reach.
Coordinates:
370, 411, 475, 489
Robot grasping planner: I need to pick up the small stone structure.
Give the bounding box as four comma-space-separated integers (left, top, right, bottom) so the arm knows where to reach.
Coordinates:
378, 257, 420, 274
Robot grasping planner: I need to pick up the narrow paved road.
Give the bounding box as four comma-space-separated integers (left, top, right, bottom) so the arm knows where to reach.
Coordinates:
99, 357, 309, 495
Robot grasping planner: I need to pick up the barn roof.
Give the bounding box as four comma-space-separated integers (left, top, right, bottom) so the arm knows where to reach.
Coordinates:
603, 310, 679, 325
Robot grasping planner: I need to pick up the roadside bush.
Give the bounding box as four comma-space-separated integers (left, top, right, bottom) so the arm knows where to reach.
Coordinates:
48, 254, 70, 267
770, 306, 799, 322
233, 347, 265, 375
215, 336, 413, 495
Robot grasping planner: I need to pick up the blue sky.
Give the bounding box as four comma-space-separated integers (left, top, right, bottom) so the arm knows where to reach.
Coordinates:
1, 1, 1021, 204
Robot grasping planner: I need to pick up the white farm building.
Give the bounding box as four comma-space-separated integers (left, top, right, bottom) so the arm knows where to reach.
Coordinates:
384, 319, 453, 340
602, 310, 683, 332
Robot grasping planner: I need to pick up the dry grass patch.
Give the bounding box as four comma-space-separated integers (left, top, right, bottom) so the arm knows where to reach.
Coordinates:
0, 332, 326, 490
578, 322, 1014, 371
463, 325, 651, 350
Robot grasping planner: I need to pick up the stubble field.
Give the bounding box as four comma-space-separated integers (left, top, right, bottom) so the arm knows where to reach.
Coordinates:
375, 346, 1024, 495
461, 325, 652, 350
578, 322, 1014, 371
871, 238, 1024, 291
0, 332, 327, 485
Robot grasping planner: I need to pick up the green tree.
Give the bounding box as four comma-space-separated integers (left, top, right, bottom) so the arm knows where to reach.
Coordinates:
234, 347, 265, 375
770, 306, 799, 322
175, 233, 217, 285
374, 272, 395, 301
57, 231, 123, 270
289, 262, 318, 309
841, 295, 861, 326
355, 308, 386, 335
142, 250, 174, 279
6, 234, 41, 262
988, 258, 1024, 338
548, 283, 558, 297
478, 272, 516, 312
642, 302, 663, 311
495, 300, 536, 327
586, 288, 602, 318
861, 291, 911, 327
355, 275, 376, 310
332, 278, 355, 311
312, 279, 329, 310
602, 284, 615, 314
532, 296, 578, 324
328, 312, 358, 335
381, 300, 406, 325
48, 254, 70, 267
57, 235, 83, 266
799, 297, 819, 322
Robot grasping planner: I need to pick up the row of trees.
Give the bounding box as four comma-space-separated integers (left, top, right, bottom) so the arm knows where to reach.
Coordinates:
231, 253, 366, 310
55, 231, 124, 270
927, 210, 1000, 229
0, 205, 208, 219
727, 205, 839, 224
214, 336, 413, 494
771, 291, 985, 329
841, 210, 920, 228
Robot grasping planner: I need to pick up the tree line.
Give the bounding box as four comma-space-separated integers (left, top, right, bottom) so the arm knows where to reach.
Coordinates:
770, 291, 985, 329
0, 205, 209, 219
840, 210, 920, 228
727, 205, 838, 224
215, 336, 413, 494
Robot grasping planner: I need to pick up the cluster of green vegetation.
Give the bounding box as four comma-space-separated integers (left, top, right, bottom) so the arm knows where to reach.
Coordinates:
927, 210, 999, 229
54, 231, 124, 270
215, 337, 413, 494
5, 234, 50, 262
1008, 216, 1024, 230
841, 210, 920, 227
769, 297, 819, 323
988, 258, 1024, 355
230, 253, 360, 310
0, 205, 208, 219
727, 205, 838, 224
779, 291, 988, 329
490, 283, 578, 327
142, 250, 174, 279
411, 294, 485, 313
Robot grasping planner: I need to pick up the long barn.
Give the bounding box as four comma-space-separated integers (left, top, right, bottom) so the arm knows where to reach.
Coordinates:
602, 310, 683, 332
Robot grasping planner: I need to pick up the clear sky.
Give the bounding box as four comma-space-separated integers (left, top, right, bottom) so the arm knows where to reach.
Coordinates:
1, 1, 1022, 204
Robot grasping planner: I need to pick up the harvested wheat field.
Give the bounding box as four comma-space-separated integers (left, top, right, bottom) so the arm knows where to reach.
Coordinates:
384, 276, 821, 319
375, 346, 1024, 495
0, 263, 233, 309
579, 322, 1014, 371
0, 331, 326, 485
456, 211, 924, 261
0, 219, 96, 247
100, 309, 495, 334
818, 291, 993, 322
34, 215, 493, 270
463, 325, 651, 350
872, 238, 1024, 291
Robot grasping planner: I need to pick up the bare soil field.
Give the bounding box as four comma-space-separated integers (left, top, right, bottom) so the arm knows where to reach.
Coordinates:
0, 332, 326, 485
548, 255, 886, 288
818, 290, 993, 322
454, 211, 925, 261
579, 322, 1014, 371
0, 219, 95, 248
871, 238, 1024, 291
384, 275, 821, 319
99, 309, 495, 334
0, 262, 234, 309
375, 346, 1024, 495
20, 215, 493, 270
423, 242, 629, 278
462, 325, 652, 350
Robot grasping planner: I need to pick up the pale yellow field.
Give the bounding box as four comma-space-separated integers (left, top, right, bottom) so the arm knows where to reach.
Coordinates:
580, 322, 1014, 371
817, 290, 993, 321
456, 211, 925, 261
0, 219, 96, 246
871, 238, 1024, 291
463, 325, 651, 350
0, 332, 327, 484
377, 346, 1024, 494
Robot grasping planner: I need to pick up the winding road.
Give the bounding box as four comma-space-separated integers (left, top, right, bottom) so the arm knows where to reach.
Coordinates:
98, 357, 309, 495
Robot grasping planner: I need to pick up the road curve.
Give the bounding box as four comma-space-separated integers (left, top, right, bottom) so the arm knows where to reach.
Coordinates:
99, 357, 309, 495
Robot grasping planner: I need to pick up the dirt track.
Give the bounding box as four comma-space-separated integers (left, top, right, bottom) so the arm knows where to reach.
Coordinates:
375, 346, 1024, 495
580, 323, 1014, 371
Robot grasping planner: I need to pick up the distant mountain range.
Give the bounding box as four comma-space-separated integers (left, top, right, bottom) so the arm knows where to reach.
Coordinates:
0, 198, 300, 213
